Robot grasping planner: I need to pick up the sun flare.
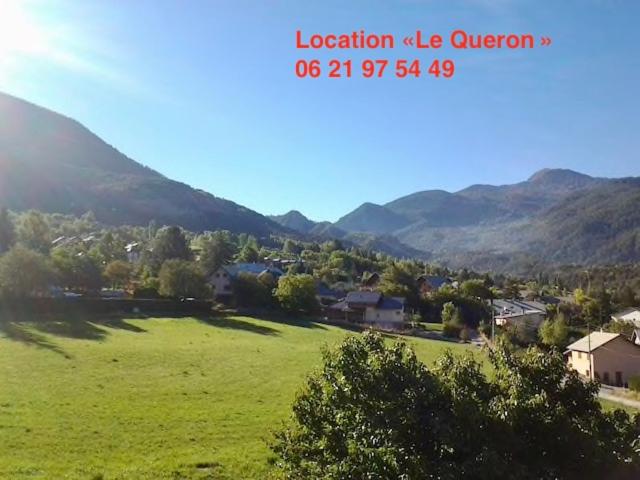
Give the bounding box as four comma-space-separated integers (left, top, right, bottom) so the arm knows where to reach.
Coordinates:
0, 1, 49, 59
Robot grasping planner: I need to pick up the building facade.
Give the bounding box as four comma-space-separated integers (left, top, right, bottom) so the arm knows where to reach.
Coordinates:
566, 332, 640, 387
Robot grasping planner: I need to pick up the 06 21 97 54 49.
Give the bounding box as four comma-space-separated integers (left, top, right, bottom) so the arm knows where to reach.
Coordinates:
295, 58, 455, 79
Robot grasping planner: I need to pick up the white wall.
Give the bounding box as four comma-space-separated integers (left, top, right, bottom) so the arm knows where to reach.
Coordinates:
209, 268, 233, 296
364, 307, 404, 324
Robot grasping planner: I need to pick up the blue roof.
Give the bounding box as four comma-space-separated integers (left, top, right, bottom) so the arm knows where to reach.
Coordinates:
378, 297, 405, 310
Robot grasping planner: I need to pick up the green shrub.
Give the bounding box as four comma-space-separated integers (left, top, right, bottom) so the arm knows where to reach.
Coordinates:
459, 326, 472, 343
443, 322, 462, 338
629, 375, 640, 392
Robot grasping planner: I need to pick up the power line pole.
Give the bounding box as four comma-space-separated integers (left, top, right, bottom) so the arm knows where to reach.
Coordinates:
587, 317, 592, 380
491, 297, 495, 344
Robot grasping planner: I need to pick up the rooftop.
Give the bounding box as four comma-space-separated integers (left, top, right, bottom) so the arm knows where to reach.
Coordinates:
566, 332, 621, 353
612, 307, 640, 318
222, 263, 284, 278
345, 291, 382, 305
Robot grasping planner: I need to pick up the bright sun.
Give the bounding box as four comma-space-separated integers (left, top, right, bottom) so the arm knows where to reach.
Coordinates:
0, 0, 49, 73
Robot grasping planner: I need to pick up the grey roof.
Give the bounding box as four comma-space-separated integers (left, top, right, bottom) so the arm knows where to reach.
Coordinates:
223, 263, 284, 278
493, 299, 546, 315
566, 332, 621, 353
345, 291, 381, 306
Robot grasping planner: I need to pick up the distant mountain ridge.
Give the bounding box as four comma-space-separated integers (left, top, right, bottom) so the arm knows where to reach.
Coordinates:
0, 92, 286, 236
271, 169, 640, 272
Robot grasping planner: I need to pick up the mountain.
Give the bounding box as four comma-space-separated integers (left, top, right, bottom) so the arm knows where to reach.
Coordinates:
334, 202, 411, 234
269, 210, 317, 234
0, 92, 286, 236
529, 178, 640, 264
268, 209, 423, 259
331, 169, 640, 271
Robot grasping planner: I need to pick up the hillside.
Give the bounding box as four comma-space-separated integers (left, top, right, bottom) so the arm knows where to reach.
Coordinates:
334, 202, 411, 234
0, 92, 285, 236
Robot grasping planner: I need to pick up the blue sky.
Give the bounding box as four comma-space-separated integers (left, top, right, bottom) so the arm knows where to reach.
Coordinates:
1, 0, 639, 222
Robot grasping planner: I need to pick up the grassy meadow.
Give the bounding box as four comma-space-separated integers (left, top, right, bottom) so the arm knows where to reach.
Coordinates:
0, 315, 481, 479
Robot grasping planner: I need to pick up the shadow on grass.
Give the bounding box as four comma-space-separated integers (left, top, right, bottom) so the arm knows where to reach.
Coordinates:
217, 310, 330, 331
0, 322, 71, 358
197, 315, 280, 336
33, 317, 108, 341
101, 317, 147, 333
0, 310, 148, 349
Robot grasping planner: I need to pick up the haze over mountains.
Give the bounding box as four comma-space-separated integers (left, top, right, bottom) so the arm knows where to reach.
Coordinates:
1, 91, 639, 273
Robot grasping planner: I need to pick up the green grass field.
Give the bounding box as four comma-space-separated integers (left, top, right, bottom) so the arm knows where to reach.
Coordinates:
0, 315, 481, 479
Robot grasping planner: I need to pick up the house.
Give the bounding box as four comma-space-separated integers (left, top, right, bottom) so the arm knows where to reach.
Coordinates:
565, 332, 640, 387
611, 307, 640, 328
492, 299, 546, 329
417, 275, 452, 296
209, 263, 284, 298
326, 291, 406, 329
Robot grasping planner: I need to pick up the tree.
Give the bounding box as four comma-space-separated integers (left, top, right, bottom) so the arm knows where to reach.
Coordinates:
104, 260, 133, 289
236, 243, 260, 263
158, 260, 209, 298
275, 274, 318, 314
272, 332, 450, 479
441, 301, 462, 325
234, 272, 272, 308
0, 246, 53, 297
283, 239, 300, 255
539, 314, 569, 349
0, 207, 15, 254
574, 288, 590, 306
442, 301, 464, 338
51, 249, 103, 292
150, 226, 191, 270
17, 210, 51, 253
198, 231, 236, 275
273, 332, 640, 479
502, 279, 521, 299
379, 262, 420, 307
460, 279, 492, 300
93, 231, 126, 264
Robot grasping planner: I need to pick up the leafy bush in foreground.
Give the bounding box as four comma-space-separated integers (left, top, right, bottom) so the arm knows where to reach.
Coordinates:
273, 332, 640, 480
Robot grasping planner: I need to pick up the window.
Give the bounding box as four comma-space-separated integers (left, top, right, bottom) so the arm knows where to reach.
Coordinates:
577, 352, 582, 359
603, 372, 610, 384
615, 372, 623, 387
